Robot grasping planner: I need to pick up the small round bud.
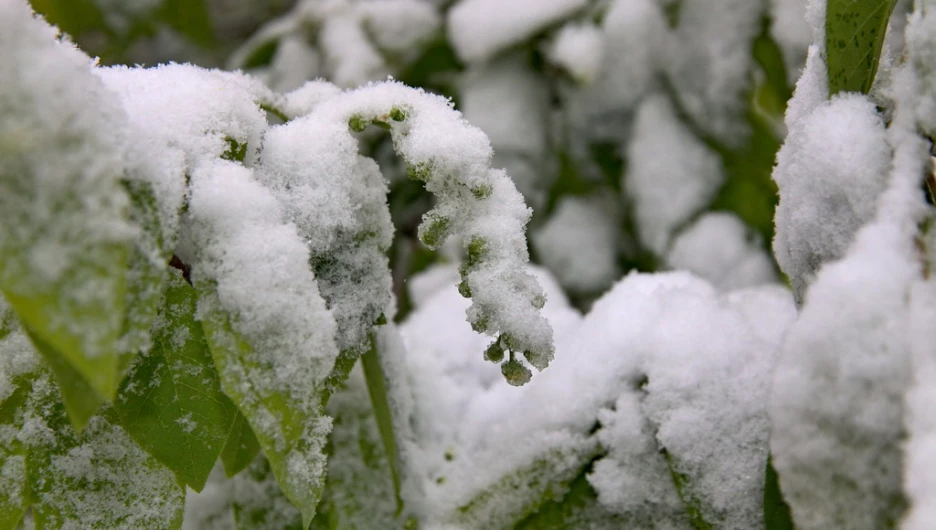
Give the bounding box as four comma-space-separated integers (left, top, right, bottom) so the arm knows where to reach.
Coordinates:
501, 359, 532, 386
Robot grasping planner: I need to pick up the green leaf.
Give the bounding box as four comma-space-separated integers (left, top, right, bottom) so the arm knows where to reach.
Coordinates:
0, 378, 33, 530
198, 282, 331, 529
360, 338, 404, 514
515, 469, 626, 529
23, 327, 104, 431
221, 411, 261, 478
113, 270, 238, 492
317, 363, 403, 529
25, 383, 184, 529
451, 443, 598, 529
825, 0, 898, 95
2, 252, 127, 402
27, 0, 110, 40
764, 455, 794, 530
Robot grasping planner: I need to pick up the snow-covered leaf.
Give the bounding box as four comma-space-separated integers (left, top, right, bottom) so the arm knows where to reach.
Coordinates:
186, 158, 339, 527
0, 308, 39, 530
230, 457, 303, 530
23, 327, 104, 431
316, 365, 403, 529
28, 409, 185, 530
0, 0, 135, 402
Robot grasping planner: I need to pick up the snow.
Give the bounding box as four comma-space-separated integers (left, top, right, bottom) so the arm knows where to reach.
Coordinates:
447, 0, 588, 63
265, 35, 321, 93
97, 64, 273, 170
625, 95, 725, 255
903, 279, 936, 530
772, 91, 892, 302
357, 0, 441, 55
769, 0, 811, 84
532, 195, 621, 294
398, 266, 796, 527
667, 212, 777, 291
770, 62, 930, 528
319, 14, 389, 88
548, 22, 604, 85
458, 57, 552, 208
186, 159, 340, 395
662, 0, 763, 144
262, 80, 555, 381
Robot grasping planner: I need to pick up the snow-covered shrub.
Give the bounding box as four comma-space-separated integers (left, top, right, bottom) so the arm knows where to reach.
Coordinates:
4, 0, 936, 529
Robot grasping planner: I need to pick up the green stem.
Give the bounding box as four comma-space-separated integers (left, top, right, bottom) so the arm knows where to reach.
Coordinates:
361, 335, 404, 515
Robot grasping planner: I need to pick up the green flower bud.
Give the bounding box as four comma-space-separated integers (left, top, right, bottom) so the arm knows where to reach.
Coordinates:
484, 340, 505, 363
465, 236, 487, 269
458, 280, 472, 298
471, 183, 492, 200
470, 313, 489, 333
501, 359, 532, 386
420, 215, 451, 249
348, 114, 368, 132
390, 106, 407, 122
407, 162, 432, 182
221, 136, 247, 162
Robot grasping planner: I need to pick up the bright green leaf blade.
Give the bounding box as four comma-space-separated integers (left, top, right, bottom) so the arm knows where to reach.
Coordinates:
198, 283, 331, 529
23, 326, 104, 431
4, 282, 124, 401
360, 338, 404, 514
764, 455, 794, 530
221, 411, 261, 479
825, 0, 898, 95
113, 270, 238, 492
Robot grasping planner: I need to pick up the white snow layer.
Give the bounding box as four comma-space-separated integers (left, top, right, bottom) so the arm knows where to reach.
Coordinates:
532, 195, 621, 294
399, 266, 796, 528
772, 50, 892, 301
458, 57, 552, 209
771, 51, 931, 529
447, 0, 588, 63
625, 95, 725, 255
662, 0, 764, 144
667, 212, 777, 291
